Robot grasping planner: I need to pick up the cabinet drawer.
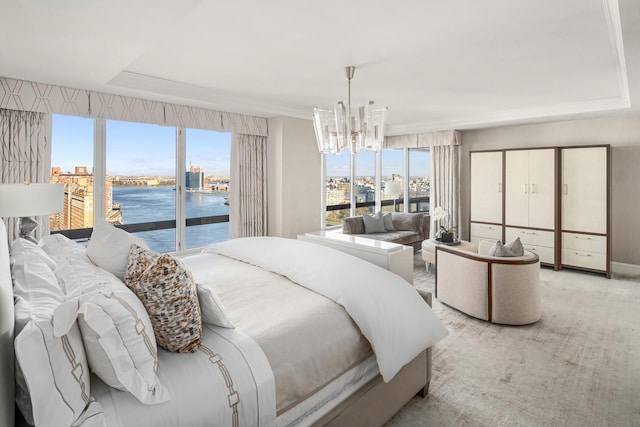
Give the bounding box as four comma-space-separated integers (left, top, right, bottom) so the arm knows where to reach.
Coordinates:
562, 249, 606, 271
470, 223, 502, 240
506, 227, 554, 247
522, 244, 554, 265
562, 232, 606, 253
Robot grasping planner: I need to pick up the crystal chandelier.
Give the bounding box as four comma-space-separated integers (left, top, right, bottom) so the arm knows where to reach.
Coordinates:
313, 66, 388, 154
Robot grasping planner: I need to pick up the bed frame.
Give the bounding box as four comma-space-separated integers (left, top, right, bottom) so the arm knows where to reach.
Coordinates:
0, 222, 432, 427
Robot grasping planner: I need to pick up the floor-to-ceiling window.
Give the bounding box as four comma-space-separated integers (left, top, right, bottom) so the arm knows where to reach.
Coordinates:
325, 148, 351, 226
323, 145, 430, 228
106, 120, 176, 252
184, 128, 231, 249
50, 115, 96, 235
408, 148, 431, 213
50, 114, 232, 252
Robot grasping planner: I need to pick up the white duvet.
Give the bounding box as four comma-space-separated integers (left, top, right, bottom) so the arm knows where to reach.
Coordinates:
204, 237, 449, 382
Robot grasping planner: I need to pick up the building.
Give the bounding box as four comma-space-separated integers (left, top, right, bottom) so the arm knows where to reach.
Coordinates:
50, 166, 119, 230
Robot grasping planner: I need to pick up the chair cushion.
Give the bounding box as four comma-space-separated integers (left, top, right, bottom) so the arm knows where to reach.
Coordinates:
391, 213, 423, 233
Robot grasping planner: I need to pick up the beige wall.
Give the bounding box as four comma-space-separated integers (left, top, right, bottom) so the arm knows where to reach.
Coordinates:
460, 114, 640, 266
267, 116, 321, 238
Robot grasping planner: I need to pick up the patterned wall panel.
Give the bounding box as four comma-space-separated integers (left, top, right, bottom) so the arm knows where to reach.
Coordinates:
0, 76, 268, 136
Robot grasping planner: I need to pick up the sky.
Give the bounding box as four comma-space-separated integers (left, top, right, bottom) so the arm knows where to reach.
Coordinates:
325, 147, 431, 177
51, 114, 431, 177
51, 114, 232, 176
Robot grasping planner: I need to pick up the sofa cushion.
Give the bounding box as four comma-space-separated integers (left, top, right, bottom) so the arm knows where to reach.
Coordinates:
363, 212, 386, 233
342, 216, 365, 234
382, 212, 395, 231
391, 213, 424, 234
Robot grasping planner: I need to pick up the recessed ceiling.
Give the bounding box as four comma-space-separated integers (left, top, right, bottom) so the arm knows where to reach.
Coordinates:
0, 0, 638, 135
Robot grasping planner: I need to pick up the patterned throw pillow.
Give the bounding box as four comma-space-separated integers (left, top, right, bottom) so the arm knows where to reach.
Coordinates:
487, 238, 525, 257
124, 244, 158, 287
505, 237, 525, 256
129, 252, 202, 353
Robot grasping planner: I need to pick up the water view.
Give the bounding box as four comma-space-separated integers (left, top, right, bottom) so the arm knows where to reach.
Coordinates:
113, 186, 229, 253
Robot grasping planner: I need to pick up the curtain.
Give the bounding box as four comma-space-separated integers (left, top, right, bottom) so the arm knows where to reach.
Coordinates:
427, 131, 461, 238
229, 133, 267, 238
0, 109, 51, 242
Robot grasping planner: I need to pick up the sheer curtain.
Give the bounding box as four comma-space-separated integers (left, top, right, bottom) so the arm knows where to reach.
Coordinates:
423, 131, 461, 238
229, 133, 267, 238
0, 109, 51, 242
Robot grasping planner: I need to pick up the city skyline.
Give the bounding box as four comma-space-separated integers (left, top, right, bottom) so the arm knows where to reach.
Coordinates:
53, 114, 431, 177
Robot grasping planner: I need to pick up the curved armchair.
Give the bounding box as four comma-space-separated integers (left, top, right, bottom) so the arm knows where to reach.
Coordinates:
435, 240, 541, 325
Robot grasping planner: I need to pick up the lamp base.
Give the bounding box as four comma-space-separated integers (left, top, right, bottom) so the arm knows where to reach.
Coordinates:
18, 216, 39, 244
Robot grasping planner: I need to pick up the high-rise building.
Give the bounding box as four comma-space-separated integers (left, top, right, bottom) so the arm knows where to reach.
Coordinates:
50, 166, 118, 230
186, 163, 205, 190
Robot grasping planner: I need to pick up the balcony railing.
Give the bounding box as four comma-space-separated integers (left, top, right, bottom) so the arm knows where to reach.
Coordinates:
326, 196, 430, 212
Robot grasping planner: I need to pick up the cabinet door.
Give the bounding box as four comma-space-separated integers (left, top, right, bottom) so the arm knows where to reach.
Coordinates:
505, 150, 529, 227
470, 152, 503, 224
528, 149, 555, 229
562, 147, 607, 233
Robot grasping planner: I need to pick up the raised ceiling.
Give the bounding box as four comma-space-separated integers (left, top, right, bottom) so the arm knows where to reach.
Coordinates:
0, 0, 638, 135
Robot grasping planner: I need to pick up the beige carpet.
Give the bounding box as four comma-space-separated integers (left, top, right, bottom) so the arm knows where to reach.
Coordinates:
386, 254, 640, 427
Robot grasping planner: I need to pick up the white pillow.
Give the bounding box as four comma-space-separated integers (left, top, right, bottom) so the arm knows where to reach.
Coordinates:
40, 233, 87, 259
11, 258, 105, 427
75, 282, 171, 405
86, 219, 148, 280
10, 238, 57, 270
197, 283, 235, 328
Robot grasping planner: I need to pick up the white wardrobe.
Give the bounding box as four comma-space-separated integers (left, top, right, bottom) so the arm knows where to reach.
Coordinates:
469, 145, 610, 276
504, 148, 556, 266
560, 146, 610, 277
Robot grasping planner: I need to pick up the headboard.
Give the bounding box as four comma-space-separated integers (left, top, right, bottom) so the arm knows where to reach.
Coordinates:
0, 218, 15, 427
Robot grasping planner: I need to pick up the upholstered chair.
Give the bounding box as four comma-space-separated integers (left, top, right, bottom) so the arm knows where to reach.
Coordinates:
435, 240, 541, 325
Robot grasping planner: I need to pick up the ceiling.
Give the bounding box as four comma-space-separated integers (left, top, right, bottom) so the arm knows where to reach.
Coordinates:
1, 0, 638, 136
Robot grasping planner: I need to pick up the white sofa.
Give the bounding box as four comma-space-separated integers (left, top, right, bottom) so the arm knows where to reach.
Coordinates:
435, 240, 541, 325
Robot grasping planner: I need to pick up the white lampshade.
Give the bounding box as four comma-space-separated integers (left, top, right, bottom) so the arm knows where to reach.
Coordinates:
384, 180, 402, 198
0, 183, 64, 217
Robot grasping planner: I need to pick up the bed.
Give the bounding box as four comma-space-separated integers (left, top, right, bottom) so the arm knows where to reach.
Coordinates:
0, 218, 448, 427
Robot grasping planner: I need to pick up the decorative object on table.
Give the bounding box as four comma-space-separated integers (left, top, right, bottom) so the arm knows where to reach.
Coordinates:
313, 66, 388, 154
432, 206, 456, 242
0, 181, 64, 243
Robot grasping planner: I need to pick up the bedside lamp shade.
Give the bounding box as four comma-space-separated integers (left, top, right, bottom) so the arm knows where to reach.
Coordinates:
0, 183, 64, 242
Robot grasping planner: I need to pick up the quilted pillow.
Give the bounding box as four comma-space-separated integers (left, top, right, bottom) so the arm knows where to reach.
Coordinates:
362, 212, 386, 233
86, 219, 148, 281
127, 250, 202, 353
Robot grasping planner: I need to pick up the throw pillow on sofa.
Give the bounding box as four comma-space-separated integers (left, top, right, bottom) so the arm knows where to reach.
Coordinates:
382, 212, 396, 231
488, 238, 524, 257
362, 212, 386, 233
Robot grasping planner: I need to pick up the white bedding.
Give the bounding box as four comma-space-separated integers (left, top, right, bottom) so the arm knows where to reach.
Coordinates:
92, 325, 275, 427
204, 237, 449, 382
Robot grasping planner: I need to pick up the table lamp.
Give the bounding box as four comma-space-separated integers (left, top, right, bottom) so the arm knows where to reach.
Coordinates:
0, 181, 64, 243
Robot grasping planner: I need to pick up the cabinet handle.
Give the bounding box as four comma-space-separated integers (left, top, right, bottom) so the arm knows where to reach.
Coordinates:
480, 225, 493, 229
523, 184, 528, 194
530, 183, 535, 194
563, 184, 568, 195
522, 231, 537, 235
574, 252, 591, 257
574, 236, 592, 240
497, 182, 502, 193
527, 247, 538, 252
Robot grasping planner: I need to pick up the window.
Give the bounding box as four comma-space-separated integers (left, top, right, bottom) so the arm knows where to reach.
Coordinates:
185, 128, 231, 249
322, 146, 431, 228
50, 115, 95, 234
325, 148, 351, 226
354, 151, 376, 215
106, 120, 176, 253
381, 149, 405, 213
408, 148, 431, 213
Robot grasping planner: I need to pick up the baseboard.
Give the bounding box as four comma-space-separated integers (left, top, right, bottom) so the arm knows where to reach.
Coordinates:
611, 261, 640, 277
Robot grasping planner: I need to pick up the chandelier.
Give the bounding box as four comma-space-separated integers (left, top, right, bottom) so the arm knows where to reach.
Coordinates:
313, 66, 388, 154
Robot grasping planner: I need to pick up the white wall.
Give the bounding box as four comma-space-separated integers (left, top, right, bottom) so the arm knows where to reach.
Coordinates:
267, 116, 321, 238
461, 114, 640, 267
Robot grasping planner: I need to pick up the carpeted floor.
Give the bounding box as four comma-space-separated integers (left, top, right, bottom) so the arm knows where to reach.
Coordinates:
386, 253, 640, 427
